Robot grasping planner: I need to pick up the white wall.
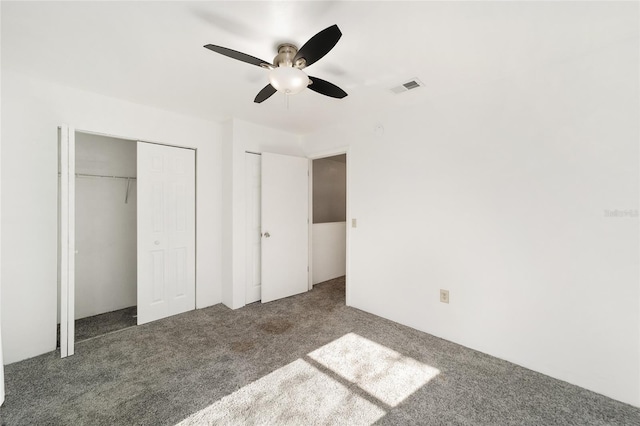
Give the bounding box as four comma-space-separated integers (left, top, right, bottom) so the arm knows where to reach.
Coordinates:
74, 133, 137, 319
312, 222, 346, 285
303, 36, 640, 406
222, 119, 303, 309
1, 70, 224, 364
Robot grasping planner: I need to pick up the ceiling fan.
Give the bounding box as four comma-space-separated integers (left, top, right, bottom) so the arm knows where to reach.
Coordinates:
204, 24, 348, 103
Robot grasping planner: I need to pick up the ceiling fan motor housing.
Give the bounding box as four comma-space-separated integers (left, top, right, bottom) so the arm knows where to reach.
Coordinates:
274, 44, 306, 69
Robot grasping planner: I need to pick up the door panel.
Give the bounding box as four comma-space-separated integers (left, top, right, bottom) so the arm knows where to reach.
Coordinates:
138, 142, 195, 325
261, 152, 309, 303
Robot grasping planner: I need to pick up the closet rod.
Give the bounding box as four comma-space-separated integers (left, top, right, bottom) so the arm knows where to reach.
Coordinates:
75, 173, 136, 180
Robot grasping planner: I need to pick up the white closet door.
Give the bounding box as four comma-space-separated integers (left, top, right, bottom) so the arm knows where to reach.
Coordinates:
137, 142, 195, 325
261, 152, 309, 303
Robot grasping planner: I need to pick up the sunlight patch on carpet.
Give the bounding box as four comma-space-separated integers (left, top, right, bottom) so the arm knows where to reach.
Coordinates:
308, 332, 440, 407
175, 358, 385, 426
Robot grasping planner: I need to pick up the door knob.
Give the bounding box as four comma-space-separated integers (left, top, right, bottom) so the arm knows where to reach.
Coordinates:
263, 232, 271, 238
154, 240, 160, 245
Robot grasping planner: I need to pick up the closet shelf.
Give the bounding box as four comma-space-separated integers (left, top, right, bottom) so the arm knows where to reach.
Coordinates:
76, 173, 136, 180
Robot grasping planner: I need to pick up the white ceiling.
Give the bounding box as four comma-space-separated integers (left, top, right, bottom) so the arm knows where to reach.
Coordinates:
2, 1, 636, 134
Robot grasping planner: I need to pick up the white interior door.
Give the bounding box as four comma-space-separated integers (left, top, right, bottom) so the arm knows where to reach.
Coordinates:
137, 142, 195, 325
261, 152, 309, 303
245, 153, 262, 304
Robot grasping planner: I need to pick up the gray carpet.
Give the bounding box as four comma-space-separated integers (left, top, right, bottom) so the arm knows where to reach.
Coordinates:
1, 277, 638, 425
76, 306, 137, 343
57, 306, 137, 347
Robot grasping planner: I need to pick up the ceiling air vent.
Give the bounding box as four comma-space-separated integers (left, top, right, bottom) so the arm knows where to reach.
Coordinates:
390, 78, 424, 94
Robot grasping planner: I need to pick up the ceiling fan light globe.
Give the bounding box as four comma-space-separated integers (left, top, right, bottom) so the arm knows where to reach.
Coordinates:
269, 67, 309, 95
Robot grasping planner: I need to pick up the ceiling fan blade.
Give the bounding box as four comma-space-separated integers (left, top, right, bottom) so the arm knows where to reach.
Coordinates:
254, 84, 277, 103
307, 76, 348, 99
294, 25, 342, 68
204, 44, 271, 68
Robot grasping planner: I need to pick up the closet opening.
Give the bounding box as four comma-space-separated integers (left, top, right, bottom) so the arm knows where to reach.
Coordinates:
57, 132, 138, 347
59, 126, 197, 357
311, 153, 347, 301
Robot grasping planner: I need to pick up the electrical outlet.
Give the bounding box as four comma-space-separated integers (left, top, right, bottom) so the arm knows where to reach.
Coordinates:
440, 289, 450, 304
352, 218, 357, 228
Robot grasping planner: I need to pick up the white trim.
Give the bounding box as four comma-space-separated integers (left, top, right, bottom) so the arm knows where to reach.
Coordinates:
59, 125, 75, 358
244, 152, 262, 303
60, 126, 67, 358
0, 61, 3, 403
307, 147, 351, 306
308, 159, 313, 291
67, 130, 75, 356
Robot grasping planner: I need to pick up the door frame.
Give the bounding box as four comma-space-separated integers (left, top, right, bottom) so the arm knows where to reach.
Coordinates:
59, 125, 75, 357
307, 147, 351, 306
58, 126, 198, 357
244, 151, 262, 304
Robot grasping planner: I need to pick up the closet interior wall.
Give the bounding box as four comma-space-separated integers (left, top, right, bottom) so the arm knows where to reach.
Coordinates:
74, 133, 137, 319
312, 155, 347, 285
